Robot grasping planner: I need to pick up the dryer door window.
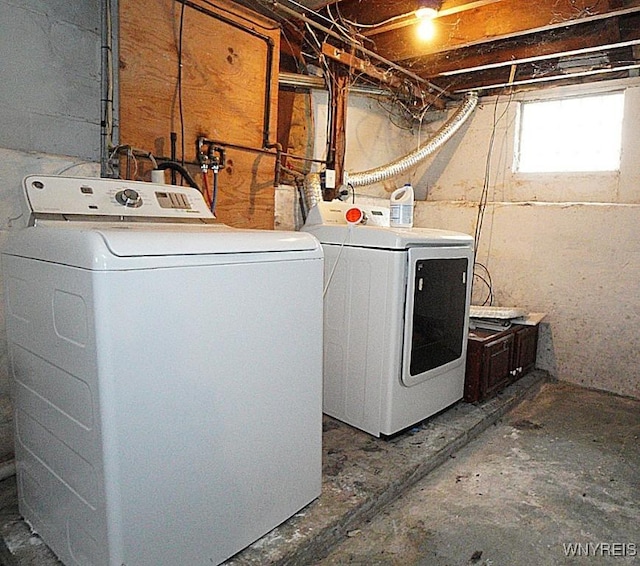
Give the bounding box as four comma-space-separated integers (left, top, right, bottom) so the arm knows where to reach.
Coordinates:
404, 256, 469, 384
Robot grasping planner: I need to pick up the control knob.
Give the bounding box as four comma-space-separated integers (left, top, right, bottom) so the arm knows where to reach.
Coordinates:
345, 207, 365, 225
115, 188, 142, 208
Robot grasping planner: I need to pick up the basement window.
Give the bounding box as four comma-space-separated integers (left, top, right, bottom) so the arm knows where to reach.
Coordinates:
514, 92, 625, 173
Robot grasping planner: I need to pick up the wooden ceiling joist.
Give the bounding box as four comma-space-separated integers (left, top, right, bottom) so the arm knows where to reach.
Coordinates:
408, 13, 640, 78
370, 0, 640, 63
321, 42, 447, 108
444, 45, 640, 93
241, 0, 640, 97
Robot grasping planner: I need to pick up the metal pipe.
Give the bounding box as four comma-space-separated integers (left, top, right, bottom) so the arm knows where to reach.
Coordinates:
345, 92, 478, 187
177, 0, 275, 148
280, 71, 392, 97
197, 136, 325, 167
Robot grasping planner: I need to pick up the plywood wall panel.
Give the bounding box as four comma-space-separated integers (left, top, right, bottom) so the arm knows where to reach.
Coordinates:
119, 0, 280, 228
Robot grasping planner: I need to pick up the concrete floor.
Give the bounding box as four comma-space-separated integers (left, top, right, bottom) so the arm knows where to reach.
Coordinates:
0, 372, 638, 565
317, 381, 640, 565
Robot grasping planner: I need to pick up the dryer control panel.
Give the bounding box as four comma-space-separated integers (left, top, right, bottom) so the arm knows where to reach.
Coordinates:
305, 201, 390, 227
22, 175, 214, 225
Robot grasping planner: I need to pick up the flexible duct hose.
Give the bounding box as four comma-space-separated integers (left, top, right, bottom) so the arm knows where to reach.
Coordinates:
301, 172, 323, 217
345, 92, 478, 188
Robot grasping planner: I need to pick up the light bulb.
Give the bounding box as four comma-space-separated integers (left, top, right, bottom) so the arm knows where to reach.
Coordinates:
415, 7, 438, 19
417, 17, 436, 40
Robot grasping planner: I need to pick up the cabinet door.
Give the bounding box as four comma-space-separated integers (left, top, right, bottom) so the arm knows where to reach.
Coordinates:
482, 333, 514, 397
512, 325, 539, 379
464, 340, 484, 402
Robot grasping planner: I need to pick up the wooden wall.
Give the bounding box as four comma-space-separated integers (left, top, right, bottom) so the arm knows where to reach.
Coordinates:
119, 0, 280, 228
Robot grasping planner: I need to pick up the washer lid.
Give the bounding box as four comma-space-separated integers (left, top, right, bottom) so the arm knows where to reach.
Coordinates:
86, 222, 320, 257
303, 224, 473, 249
5, 222, 322, 270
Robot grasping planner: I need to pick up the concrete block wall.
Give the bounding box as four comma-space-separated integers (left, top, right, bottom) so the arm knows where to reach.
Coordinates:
0, 0, 102, 160
0, 0, 103, 462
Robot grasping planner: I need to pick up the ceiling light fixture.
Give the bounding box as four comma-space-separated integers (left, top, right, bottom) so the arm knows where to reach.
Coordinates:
415, 0, 442, 20
415, 0, 441, 40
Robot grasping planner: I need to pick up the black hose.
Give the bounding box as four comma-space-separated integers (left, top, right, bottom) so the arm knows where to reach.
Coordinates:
211, 169, 220, 216
155, 161, 202, 193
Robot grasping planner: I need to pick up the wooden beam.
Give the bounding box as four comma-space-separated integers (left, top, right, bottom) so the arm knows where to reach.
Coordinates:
325, 67, 348, 198
371, 0, 640, 62
454, 64, 640, 94
361, 0, 506, 37
409, 14, 640, 77
320, 42, 447, 109
436, 45, 640, 93
336, 0, 483, 25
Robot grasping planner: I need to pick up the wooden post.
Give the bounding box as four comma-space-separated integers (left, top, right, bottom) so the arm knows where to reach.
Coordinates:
325, 66, 349, 201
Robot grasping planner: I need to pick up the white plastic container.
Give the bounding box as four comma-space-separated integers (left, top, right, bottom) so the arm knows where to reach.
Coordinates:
390, 184, 414, 228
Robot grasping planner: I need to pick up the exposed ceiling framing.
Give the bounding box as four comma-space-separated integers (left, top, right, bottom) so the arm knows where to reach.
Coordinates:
234, 0, 640, 103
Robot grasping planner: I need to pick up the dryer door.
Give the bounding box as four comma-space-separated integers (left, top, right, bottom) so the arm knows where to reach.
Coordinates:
401, 246, 471, 387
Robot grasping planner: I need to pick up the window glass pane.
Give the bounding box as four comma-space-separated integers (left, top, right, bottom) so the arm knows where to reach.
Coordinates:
516, 92, 625, 173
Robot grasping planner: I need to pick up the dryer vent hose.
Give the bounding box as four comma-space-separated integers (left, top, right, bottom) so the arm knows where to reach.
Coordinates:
344, 92, 478, 188
301, 171, 323, 218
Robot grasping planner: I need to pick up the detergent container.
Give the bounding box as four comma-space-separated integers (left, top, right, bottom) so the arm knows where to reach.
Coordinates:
390, 184, 414, 228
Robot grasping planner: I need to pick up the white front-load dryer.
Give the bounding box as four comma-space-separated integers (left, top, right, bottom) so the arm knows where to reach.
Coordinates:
303, 201, 473, 437
3, 175, 323, 566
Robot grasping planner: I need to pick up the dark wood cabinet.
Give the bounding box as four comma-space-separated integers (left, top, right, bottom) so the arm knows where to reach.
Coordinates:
512, 324, 538, 376
464, 324, 539, 403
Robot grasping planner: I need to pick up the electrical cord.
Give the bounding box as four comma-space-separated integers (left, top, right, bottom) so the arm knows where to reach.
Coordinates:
323, 227, 352, 298
177, 2, 186, 165
472, 91, 514, 305
473, 262, 494, 306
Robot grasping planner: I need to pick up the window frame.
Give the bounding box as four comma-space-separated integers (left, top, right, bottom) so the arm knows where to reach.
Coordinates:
513, 90, 625, 174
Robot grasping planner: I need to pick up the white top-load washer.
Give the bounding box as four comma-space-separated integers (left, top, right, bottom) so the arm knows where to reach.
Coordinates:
2, 175, 323, 566
303, 201, 473, 437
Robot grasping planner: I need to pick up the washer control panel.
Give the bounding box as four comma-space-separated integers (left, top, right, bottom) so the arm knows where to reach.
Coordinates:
23, 175, 213, 220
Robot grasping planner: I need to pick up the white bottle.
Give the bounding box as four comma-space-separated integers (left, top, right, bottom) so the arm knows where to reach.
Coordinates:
390, 183, 414, 228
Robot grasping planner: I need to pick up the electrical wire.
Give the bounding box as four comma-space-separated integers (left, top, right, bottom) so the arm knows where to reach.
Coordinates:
107, 145, 158, 179
325, 3, 361, 42
472, 91, 515, 305
108, 145, 138, 179
285, 0, 358, 43
275, 0, 448, 136
473, 263, 493, 306
339, 9, 413, 30
56, 161, 95, 175
177, 1, 186, 166
323, 228, 352, 298
102, 0, 115, 173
